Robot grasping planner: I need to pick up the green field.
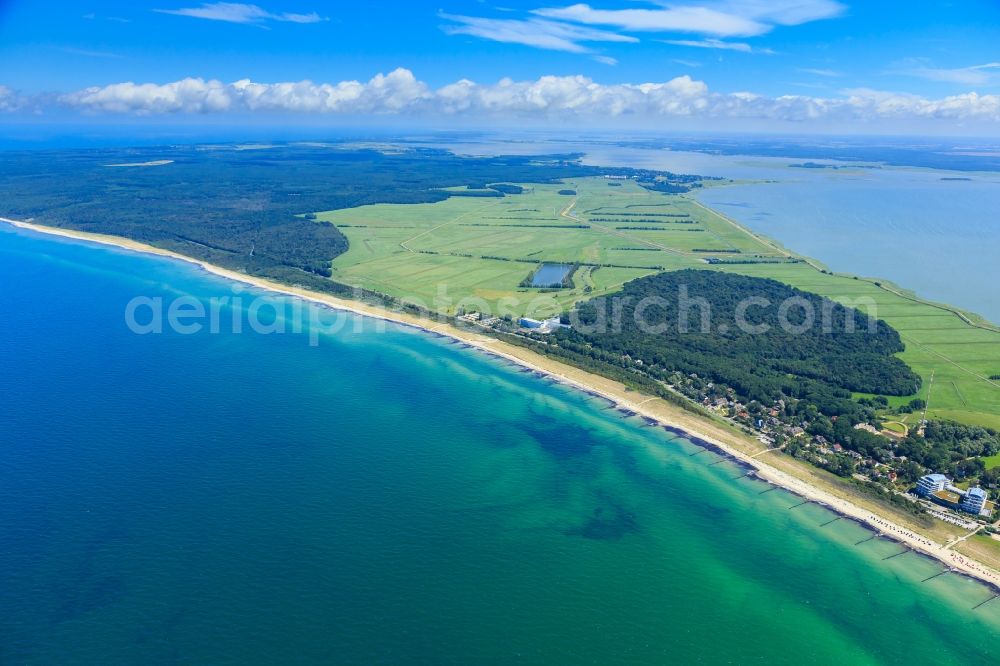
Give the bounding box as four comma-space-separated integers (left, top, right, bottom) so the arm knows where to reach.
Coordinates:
316, 178, 787, 317
983, 453, 1000, 470
314, 176, 1000, 429
883, 421, 908, 435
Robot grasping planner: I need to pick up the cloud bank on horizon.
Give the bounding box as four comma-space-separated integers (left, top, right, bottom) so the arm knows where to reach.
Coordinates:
3, 1, 1000, 132
39, 69, 1000, 126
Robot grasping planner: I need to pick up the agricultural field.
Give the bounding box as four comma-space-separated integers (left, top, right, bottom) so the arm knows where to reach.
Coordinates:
314, 175, 1000, 430
981, 452, 1000, 470
315, 177, 789, 317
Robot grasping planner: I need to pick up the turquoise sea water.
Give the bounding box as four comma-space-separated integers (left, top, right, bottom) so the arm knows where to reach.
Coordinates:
1, 224, 998, 664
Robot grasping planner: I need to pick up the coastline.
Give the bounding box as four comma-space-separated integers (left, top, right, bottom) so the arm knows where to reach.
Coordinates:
4, 215, 1000, 594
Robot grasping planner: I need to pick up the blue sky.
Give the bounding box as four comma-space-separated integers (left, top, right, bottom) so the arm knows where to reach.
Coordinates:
2, 1, 1000, 133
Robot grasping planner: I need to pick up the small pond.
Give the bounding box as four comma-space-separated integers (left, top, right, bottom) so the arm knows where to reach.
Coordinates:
530, 263, 573, 287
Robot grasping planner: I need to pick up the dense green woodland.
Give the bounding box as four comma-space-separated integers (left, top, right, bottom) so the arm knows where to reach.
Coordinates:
895, 422, 1000, 480
554, 270, 921, 417
0, 145, 676, 288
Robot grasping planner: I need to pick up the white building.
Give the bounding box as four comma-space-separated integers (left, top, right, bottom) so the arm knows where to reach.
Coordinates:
917, 475, 991, 517
961, 487, 988, 515
518, 316, 566, 333
915, 474, 949, 497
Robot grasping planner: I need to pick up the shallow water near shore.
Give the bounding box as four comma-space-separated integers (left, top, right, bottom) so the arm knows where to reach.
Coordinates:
1, 224, 998, 664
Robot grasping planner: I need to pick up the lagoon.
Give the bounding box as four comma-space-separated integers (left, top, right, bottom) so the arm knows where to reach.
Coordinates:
580, 145, 1000, 326
427, 139, 1000, 325
695, 167, 1000, 325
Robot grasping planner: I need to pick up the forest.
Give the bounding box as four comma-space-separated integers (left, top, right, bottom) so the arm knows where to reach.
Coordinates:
892, 421, 1000, 479
552, 270, 921, 417
0, 144, 690, 288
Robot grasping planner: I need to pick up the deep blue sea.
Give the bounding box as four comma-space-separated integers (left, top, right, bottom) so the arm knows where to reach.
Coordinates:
1, 224, 998, 664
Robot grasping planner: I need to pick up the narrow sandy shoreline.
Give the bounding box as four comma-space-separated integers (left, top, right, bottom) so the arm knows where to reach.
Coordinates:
4, 216, 1000, 594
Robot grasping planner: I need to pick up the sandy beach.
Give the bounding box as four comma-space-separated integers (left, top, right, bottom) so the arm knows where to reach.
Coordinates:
4, 215, 999, 592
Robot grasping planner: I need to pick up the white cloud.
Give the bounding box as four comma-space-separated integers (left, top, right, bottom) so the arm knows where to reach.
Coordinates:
896, 61, 1000, 86
662, 38, 757, 53
533, 0, 845, 37
797, 67, 843, 77
59, 47, 125, 59
51, 69, 1000, 127
83, 13, 132, 23
719, 0, 846, 26
444, 1, 844, 57
533, 4, 765, 37
591, 55, 618, 65
0, 86, 28, 112
440, 13, 637, 54
154, 3, 324, 25
58, 70, 430, 115
789, 81, 833, 90
232, 69, 430, 113
59, 78, 235, 114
